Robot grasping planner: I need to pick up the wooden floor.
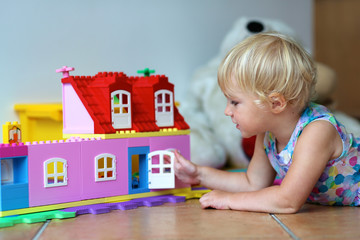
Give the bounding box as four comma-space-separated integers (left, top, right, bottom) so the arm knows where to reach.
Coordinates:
1, 199, 360, 240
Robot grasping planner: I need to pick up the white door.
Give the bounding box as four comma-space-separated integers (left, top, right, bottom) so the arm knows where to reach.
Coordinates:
155, 90, 174, 127
111, 90, 131, 129
148, 150, 175, 189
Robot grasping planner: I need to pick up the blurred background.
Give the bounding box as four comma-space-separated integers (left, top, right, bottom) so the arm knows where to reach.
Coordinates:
0, 0, 358, 142
314, 0, 360, 120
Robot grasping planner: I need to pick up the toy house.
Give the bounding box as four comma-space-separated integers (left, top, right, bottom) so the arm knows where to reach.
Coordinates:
0, 67, 191, 217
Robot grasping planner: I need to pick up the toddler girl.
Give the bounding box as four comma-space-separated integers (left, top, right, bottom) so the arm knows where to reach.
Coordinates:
174, 32, 360, 213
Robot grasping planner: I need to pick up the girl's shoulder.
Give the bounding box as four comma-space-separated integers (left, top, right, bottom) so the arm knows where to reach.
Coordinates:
300, 103, 348, 139
296, 102, 345, 140
298, 102, 358, 161
300, 102, 336, 126
264, 102, 344, 159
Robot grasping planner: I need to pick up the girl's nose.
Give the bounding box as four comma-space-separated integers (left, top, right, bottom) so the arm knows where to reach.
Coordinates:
224, 103, 232, 116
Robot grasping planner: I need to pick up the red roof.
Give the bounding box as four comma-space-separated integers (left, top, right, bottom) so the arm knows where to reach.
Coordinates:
62, 72, 189, 134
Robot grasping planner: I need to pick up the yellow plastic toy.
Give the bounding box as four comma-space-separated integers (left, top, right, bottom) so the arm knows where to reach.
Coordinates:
14, 103, 64, 142
2, 121, 22, 144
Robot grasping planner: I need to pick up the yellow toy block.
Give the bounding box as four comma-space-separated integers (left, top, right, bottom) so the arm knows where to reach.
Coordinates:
175, 189, 211, 200
14, 103, 64, 142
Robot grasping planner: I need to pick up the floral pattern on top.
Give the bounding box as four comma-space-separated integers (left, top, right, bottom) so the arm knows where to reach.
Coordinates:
264, 103, 360, 206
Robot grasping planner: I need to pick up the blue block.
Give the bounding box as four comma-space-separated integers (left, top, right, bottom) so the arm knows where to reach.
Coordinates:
0, 156, 29, 211
128, 146, 150, 194
0, 183, 29, 211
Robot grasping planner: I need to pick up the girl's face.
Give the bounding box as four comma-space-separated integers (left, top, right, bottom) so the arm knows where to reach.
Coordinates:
224, 88, 271, 138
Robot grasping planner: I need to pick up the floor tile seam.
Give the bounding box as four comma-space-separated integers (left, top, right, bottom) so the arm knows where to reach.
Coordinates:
31, 219, 51, 240
270, 213, 300, 240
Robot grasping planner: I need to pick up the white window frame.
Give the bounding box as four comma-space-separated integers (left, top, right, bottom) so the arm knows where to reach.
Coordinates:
1, 158, 14, 184
111, 90, 131, 129
155, 90, 174, 127
44, 158, 67, 188
148, 150, 175, 189
95, 153, 116, 182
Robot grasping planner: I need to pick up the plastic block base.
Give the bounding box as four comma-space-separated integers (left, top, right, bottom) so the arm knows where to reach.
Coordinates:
0, 210, 75, 228
61, 195, 186, 215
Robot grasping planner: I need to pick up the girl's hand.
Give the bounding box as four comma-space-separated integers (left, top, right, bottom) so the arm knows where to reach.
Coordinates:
174, 150, 200, 185
199, 190, 231, 210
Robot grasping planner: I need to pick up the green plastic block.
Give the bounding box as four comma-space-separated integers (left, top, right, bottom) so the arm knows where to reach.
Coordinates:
0, 210, 75, 228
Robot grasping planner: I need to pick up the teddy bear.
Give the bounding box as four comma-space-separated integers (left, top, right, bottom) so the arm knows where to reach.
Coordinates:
180, 16, 360, 169
316, 63, 360, 138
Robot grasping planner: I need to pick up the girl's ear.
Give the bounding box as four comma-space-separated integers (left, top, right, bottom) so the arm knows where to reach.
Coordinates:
268, 92, 287, 113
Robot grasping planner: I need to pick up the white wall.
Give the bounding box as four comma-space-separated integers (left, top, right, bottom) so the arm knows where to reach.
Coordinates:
0, 0, 312, 141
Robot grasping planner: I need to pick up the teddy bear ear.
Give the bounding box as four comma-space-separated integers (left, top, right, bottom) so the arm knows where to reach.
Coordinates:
246, 21, 264, 33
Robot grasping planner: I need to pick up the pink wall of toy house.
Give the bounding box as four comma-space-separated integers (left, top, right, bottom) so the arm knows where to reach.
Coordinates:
27, 135, 190, 207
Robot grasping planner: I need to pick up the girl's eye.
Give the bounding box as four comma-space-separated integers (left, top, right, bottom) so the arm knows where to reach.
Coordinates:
231, 100, 239, 106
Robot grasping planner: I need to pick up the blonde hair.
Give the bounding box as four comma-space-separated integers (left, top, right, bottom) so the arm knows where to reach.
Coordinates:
218, 32, 317, 110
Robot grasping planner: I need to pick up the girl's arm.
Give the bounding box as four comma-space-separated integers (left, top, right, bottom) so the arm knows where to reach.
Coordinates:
174, 133, 276, 192
200, 121, 343, 213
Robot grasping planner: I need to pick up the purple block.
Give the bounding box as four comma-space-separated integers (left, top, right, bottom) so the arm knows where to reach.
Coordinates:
130, 195, 185, 206
76, 208, 92, 215
89, 206, 111, 214
62, 204, 109, 215
60, 195, 186, 216
62, 205, 92, 214
62, 202, 140, 215
132, 199, 164, 207
162, 195, 186, 203
107, 202, 139, 211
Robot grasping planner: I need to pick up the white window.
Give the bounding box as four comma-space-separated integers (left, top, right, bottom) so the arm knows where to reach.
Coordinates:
95, 154, 116, 182
1, 159, 14, 184
148, 150, 175, 189
155, 90, 174, 127
44, 158, 67, 188
111, 90, 131, 129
